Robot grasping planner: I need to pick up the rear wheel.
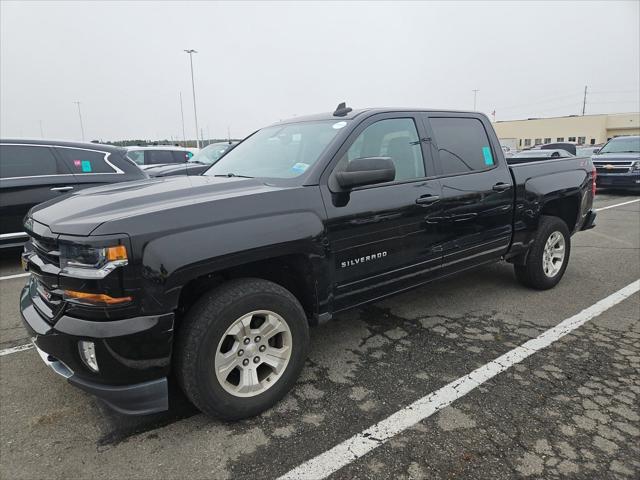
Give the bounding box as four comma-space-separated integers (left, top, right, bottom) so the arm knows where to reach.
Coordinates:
175, 278, 309, 419
514, 215, 571, 290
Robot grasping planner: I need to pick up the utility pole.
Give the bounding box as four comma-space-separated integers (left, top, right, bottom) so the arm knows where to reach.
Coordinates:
472, 89, 479, 111
582, 85, 588, 116
184, 49, 200, 148
179, 92, 187, 147
38, 120, 44, 138
73, 101, 85, 141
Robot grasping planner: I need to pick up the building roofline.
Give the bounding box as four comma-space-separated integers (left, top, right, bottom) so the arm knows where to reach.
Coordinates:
494, 112, 639, 123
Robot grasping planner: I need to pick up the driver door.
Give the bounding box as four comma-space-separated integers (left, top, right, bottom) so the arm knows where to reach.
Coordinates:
319, 113, 444, 312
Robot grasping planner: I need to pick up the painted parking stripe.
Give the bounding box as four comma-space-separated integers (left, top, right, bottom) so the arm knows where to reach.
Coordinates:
0, 343, 34, 357
0, 272, 29, 281
595, 198, 640, 212
279, 279, 640, 480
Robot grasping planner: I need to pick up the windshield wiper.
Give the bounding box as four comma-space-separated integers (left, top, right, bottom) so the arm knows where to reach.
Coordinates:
213, 173, 254, 178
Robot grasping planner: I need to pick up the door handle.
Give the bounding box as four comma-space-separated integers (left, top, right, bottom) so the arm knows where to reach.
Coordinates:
50, 186, 74, 192
416, 195, 440, 205
492, 183, 510, 192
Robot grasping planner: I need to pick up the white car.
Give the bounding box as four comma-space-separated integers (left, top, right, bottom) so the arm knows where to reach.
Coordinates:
125, 146, 199, 169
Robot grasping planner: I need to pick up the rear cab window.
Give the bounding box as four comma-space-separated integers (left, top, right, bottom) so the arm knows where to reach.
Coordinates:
0, 144, 66, 178
56, 148, 119, 174
428, 117, 496, 176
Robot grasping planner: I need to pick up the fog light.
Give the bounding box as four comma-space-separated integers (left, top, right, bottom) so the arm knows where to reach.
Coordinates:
78, 340, 99, 372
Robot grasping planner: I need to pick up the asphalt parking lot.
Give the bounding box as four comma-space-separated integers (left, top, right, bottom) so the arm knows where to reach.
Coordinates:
1, 192, 638, 480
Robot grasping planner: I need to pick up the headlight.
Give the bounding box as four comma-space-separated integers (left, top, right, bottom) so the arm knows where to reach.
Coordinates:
632, 160, 640, 171
60, 243, 128, 279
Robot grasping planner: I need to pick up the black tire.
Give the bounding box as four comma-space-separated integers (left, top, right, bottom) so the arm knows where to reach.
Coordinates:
175, 278, 309, 420
514, 215, 571, 290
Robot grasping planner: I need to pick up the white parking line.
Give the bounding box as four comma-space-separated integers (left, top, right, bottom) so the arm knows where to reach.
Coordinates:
0, 343, 33, 357
595, 198, 640, 212
279, 279, 640, 480
0, 272, 29, 281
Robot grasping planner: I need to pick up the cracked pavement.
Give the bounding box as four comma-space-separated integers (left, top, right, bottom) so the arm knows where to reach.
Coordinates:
1, 193, 638, 479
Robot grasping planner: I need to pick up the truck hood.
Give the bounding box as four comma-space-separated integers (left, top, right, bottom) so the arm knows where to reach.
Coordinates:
29, 175, 278, 236
144, 162, 208, 177
593, 152, 640, 161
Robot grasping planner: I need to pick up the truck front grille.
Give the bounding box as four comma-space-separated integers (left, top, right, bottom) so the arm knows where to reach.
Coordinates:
593, 161, 634, 174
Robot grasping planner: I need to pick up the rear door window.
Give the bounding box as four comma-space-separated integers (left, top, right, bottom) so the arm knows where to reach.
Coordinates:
429, 117, 496, 175
127, 150, 145, 165
146, 150, 175, 165
56, 148, 118, 174
171, 150, 192, 163
0, 145, 63, 178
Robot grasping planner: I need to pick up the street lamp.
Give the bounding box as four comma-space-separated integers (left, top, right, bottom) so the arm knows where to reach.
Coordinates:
73, 101, 85, 141
184, 49, 200, 148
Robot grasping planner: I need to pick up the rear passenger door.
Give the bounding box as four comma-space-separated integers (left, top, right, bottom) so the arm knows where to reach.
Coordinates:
423, 114, 514, 274
0, 144, 74, 239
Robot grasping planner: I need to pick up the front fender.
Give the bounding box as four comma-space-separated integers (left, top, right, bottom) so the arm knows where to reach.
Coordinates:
139, 212, 327, 313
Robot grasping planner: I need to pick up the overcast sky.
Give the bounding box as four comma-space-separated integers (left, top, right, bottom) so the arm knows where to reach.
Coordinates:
1, 1, 638, 142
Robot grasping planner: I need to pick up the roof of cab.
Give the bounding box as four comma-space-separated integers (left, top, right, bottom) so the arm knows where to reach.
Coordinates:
272, 107, 487, 126
0, 138, 125, 153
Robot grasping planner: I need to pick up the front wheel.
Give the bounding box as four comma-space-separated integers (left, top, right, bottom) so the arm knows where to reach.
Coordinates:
175, 278, 309, 420
514, 215, 571, 290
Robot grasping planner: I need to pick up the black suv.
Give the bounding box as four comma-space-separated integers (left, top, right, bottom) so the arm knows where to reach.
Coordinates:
0, 140, 147, 248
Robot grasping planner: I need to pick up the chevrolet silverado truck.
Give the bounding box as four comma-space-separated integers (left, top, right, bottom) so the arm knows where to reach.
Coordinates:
20, 105, 597, 419
591, 135, 640, 191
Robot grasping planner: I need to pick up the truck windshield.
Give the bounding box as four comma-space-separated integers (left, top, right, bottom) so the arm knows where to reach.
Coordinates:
599, 137, 640, 154
204, 121, 346, 179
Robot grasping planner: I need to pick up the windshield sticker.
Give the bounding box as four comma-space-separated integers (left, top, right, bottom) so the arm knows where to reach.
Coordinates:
73, 159, 81, 168
81, 160, 92, 172
482, 146, 494, 166
332, 121, 347, 130
291, 162, 309, 174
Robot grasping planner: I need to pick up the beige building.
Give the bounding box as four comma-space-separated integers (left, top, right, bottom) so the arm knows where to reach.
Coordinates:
493, 112, 640, 149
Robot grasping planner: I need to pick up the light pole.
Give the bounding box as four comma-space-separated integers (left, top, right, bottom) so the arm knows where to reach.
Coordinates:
179, 91, 186, 147
472, 89, 479, 111
74, 101, 85, 141
184, 49, 200, 148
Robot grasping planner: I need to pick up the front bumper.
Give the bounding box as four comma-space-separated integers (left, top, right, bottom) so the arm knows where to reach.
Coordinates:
20, 281, 173, 415
596, 172, 640, 190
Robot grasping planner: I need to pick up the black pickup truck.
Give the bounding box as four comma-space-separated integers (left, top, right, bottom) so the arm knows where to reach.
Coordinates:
20, 106, 596, 419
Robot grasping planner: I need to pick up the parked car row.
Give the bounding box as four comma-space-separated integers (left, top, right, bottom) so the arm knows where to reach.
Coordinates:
0, 140, 148, 248
504, 136, 639, 191
0, 140, 237, 248
125, 145, 197, 169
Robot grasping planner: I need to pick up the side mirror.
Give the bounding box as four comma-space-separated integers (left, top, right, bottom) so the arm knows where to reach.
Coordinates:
335, 157, 395, 190
592, 148, 600, 154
